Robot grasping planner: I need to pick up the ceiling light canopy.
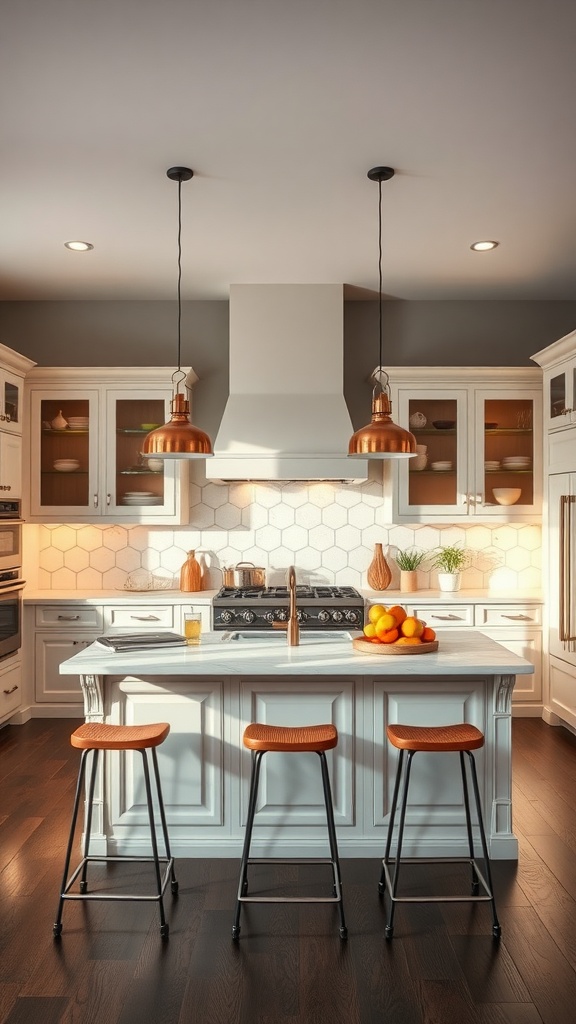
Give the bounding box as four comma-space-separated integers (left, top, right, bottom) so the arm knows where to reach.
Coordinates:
142, 166, 213, 460
470, 240, 499, 251
348, 167, 416, 460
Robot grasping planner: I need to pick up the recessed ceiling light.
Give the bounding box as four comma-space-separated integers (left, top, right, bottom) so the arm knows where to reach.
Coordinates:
470, 240, 499, 251
64, 240, 94, 251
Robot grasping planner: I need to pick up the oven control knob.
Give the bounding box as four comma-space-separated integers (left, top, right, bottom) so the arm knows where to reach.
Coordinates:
274, 608, 288, 622
264, 610, 275, 623
220, 609, 234, 625
296, 610, 308, 623
331, 609, 344, 623
344, 609, 361, 624
318, 609, 330, 623
241, 609, 256, 624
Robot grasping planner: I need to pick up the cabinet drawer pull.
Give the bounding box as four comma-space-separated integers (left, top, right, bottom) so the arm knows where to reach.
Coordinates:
502, 613, 532, 621
3, 684, 18, 695
130, 614, 160, 621
57, 615, 81, 621
432, 613, 463, 620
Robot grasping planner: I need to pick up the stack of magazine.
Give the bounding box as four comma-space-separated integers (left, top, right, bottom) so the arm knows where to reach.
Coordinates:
95, 632, 187, 653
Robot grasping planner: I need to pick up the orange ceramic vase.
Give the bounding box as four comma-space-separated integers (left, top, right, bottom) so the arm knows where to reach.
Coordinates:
367, 543, 392, 591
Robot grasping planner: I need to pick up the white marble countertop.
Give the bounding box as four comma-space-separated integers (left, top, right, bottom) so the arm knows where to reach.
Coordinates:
24, 588, 542, 605
59, 629, 534, 677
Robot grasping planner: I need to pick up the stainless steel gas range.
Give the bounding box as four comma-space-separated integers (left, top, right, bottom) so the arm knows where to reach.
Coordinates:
212, 585, 364, 631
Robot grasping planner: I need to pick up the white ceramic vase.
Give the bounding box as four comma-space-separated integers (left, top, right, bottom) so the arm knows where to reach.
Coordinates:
438, 572, 461, 593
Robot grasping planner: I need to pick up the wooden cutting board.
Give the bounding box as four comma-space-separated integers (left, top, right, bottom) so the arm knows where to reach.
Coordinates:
352, 637, 439, 656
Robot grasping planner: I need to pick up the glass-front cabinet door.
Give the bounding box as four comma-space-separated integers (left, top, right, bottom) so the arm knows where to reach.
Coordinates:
393, 381, 541, 522
475, 391, 541, 517
105, 390, 176, 518
32, 391, 99, 517
546, 362, 576, 431
396, 389, 469, 519
1, 371, 24, 433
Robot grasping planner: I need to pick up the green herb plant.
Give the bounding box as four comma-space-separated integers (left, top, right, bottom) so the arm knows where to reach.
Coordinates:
430, 544, 468, 574
394, 548, 427, 572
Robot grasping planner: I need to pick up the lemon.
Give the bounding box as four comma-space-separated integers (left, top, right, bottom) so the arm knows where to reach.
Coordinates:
375, 612, 397, 635
363, 622, 377, 638
368, 604, 387, 624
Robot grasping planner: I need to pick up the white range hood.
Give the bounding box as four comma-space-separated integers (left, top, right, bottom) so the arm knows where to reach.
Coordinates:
206, 284, 369, 482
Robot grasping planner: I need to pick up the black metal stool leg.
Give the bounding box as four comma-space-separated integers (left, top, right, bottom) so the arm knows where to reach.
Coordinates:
466, 751, 501, 939
385, 749, 415, 939
140, 749, 169, 938
53, 748, 90, 937
318, 751, 347, 939
379, 748, 404, 895
79, 747, 99, 893
460, 751, 480, 895
151, 747, 178, 896
232, 750, 264, 940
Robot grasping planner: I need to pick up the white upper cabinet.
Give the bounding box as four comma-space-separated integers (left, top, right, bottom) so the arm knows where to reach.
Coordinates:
25, 368, 190, 524
387, 368, 542, 523
0, 343, 35, 436
532, 329, 576, 433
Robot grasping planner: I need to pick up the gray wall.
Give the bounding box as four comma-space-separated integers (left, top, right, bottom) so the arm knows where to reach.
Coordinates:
1, 298, 575, 433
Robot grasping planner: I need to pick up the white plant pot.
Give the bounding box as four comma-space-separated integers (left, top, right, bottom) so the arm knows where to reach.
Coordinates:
438, 572, 461, 593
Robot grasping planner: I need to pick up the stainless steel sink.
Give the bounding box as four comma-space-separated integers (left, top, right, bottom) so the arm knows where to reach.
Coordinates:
220, 630, 354, 644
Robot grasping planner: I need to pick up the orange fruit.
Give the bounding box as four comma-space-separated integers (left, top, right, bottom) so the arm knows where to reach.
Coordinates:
400, 616, 425, 638
368, 604, 387, 624
375, 612, 397, 636
379, 627, 399, 644
421, 626, 437, 642
363, 622, 377, 639
386, 604, 407, 626
395, 636, 422, 646
370, 636, 382, 643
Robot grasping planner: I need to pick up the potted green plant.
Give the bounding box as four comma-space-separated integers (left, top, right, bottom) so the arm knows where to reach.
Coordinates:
430, 544, 468, 592
394, 548, 426, 593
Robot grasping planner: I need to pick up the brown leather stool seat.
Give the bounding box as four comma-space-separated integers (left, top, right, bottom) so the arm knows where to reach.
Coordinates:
54, 722, 178, 940
232, 722, 347, 940
380, 722, 501, 940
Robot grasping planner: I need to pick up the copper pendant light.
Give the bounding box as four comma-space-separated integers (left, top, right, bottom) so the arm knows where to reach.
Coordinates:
142, 167, 213, 460
348, 167, 416, 460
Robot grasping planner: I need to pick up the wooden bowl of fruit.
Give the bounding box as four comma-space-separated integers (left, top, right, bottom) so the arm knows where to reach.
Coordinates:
353, 603, 438, 655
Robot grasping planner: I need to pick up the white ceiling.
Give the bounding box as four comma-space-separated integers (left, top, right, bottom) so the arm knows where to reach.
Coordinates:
2, 0, 576, 302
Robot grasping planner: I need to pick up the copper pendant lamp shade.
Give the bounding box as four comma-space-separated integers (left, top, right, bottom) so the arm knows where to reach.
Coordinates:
142, 167, 213, 460
348, 167, 416, 460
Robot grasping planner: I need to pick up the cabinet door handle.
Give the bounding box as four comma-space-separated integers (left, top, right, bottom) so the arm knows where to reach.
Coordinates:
93, 494, 99, 508
130, 614, 160, 621
432, 614, 463, 620
106, 493, 111, 506
57, 614, 81, 621
3, 684, 18, 695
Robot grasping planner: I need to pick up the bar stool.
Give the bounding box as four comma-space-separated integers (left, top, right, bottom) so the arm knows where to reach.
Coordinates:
380, 723, 501, 940
53, 722, 178, 940
232, 722, 347, 940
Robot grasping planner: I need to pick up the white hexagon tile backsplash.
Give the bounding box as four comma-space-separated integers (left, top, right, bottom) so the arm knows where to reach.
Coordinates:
29, 480, 542, 592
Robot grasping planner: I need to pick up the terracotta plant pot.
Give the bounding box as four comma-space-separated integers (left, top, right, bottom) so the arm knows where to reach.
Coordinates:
400, 570, 418, 593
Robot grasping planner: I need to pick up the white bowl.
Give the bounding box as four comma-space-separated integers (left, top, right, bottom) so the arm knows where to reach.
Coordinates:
492, 488, 522, 506
53, 459, 80, 472
146, 458, 164, 472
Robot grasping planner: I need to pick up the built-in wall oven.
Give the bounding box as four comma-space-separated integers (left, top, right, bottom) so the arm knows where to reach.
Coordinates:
0, 500, 24, 660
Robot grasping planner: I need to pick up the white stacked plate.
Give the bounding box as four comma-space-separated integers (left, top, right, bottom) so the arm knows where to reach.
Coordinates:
431, 461, 453, 471
485, 460, 501, 472
121, 492, 162, 505
67, 417, 89, 429
502, 456, 531, 471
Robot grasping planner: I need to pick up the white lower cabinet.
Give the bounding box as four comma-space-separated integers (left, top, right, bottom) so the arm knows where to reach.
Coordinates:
34, 633, 97, 703
0, 655, 22, 723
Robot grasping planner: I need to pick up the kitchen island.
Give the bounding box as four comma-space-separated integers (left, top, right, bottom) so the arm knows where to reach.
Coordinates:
60, 630, 533, 860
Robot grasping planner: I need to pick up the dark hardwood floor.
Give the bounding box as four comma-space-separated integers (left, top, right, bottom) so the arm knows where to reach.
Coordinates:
2, 716, 576, 1024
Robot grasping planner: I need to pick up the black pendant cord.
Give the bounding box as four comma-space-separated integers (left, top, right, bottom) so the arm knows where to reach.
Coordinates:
377, 176, 383, 377
175, 176, 183, 388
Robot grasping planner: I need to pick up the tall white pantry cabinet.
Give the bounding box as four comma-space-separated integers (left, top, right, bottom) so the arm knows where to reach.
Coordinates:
532, 330, 576, 731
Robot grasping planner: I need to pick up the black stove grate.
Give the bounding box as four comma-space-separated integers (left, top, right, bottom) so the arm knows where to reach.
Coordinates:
214, 585, 362, 602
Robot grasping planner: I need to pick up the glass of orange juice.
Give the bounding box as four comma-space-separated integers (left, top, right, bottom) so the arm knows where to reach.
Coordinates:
184, 611, 202, 645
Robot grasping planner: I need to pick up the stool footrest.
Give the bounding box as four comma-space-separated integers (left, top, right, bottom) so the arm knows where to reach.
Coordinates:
61, 855, 175, 903
382, 857, 494, 904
